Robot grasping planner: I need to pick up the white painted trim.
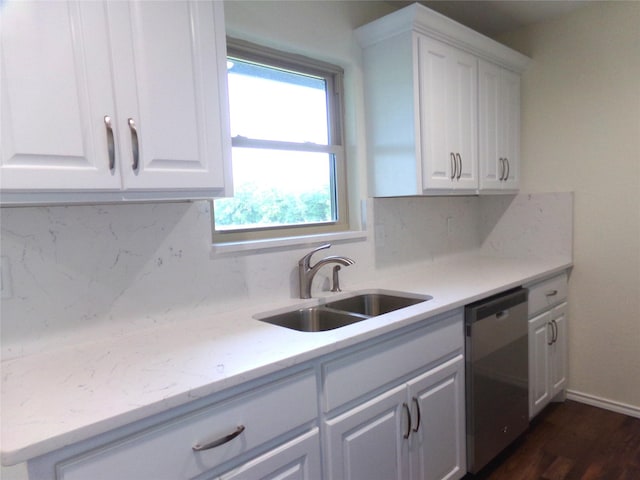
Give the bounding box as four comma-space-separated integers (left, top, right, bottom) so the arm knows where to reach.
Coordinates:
566, 389, 640, 419
355, 3, 531, 73
211, 199, 372, 255
211, 229, 368, 255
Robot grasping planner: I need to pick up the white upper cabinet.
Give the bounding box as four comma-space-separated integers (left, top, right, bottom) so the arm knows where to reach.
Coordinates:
418, 35, 478, 192
479, 60, 521, 192
0, 0, 232, 205
108, 1, 230, 192
356, 3, 529, 197
0, 1, 119, 191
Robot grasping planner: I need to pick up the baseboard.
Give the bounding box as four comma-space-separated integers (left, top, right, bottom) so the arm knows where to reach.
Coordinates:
566, 389, 640, 418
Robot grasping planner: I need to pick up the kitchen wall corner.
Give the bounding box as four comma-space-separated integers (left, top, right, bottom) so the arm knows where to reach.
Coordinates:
479, 192, 573, 260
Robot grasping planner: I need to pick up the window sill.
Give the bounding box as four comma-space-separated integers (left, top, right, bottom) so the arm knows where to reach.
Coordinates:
211, 228, 368, 255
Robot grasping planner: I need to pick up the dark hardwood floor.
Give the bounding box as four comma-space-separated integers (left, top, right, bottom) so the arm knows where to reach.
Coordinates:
463, 400, 640, 480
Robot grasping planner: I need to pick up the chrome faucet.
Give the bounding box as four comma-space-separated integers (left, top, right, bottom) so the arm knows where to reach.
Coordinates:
298, 244, 354, 299
330, 265, 342, 292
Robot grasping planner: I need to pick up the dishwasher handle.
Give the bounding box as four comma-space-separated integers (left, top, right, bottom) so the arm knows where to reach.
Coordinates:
465, 288, 528, 324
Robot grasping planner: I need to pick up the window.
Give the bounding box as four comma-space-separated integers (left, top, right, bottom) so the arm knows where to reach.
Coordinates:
213, 39, 348, 243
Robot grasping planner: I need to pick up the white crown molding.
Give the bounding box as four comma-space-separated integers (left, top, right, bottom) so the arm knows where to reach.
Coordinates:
356, 2, 531, 73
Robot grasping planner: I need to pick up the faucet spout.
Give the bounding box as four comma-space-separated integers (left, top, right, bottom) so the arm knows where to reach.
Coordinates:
298, 244, 355, 299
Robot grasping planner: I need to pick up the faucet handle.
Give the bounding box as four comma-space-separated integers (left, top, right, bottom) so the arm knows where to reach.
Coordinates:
299, 243, 331, 267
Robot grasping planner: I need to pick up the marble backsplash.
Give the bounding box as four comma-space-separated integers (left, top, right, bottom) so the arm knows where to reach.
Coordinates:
0, 192, 572, 359
479, 193, 574, 258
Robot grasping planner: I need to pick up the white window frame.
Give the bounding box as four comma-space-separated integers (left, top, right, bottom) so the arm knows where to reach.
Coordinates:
212, 38, 349, 244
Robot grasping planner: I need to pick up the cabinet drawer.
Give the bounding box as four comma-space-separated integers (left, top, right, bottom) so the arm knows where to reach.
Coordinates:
56, 370, 317, 480
322, 309, 464, 412
527, 272, 568, 316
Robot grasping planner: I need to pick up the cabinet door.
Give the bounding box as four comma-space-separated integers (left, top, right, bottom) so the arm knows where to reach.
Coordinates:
417, 35, 453, 191
55, 371, 317, 480
528, 311, 551, 418
418, 36, 477, 193
478, 61, 502, 190
499, 68, 520, 191
217, 430, 322, 480
408, 355, 466, 480
325, 385, 408, 480
479, 61, 520, 192
448, 50, 478, 191
0, 0, 120, 191
549, 303, 568, 397
107, 0, 231, 193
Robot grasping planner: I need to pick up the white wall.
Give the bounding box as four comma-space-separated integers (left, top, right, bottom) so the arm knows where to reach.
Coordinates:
499, 2, 640, 408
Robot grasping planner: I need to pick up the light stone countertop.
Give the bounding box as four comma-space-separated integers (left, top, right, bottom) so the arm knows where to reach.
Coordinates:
0, 253, 571, 466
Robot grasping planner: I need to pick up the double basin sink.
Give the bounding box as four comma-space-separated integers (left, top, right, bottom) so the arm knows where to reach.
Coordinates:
257, 291, 432, 332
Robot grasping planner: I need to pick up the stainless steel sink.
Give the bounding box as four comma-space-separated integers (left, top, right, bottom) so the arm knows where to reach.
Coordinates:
323, 292, 431, 317
257, 291, 432, 332
259, 307, 366, 332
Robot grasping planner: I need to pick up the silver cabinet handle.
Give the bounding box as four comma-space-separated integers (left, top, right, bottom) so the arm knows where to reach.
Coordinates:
545, 290, 558, 297
455, 153, 462, 180
104, 115, 115, 171
128, 118, 139, 171
412, 397, 421, 432
192, 425, 245, 452
450, 153, 457, 180
504, 158, 510, 181
403, 402, 412, 439
547, 320, 558, 344
499, 158, 505, 181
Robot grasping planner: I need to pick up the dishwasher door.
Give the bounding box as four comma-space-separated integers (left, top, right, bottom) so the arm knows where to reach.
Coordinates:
465, 288, 529, 474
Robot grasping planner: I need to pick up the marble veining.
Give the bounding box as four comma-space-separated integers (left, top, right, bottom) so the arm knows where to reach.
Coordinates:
480, 192, 573, 258
1, 193, 572, 359
0, 192, 573, 465
2, 254, 571, 465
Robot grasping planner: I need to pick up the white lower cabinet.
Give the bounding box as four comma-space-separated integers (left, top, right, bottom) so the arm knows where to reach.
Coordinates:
216, 429, 321, 480
33, 370, 318, 480
326, 355, 465, 480
549, 306, 568, 396
529, 303, 568, 418
27, 310, 467, 480
408, 357, 466, 480
527, 272, 569, 418
322, 310, 466, 480
326, 384, 409, 480
529, 310, 552, 415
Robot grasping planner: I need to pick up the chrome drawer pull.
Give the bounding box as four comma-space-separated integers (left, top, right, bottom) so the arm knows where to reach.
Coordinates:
192, 425, 245, 452
450, 153, 457, 180
104, 115, 115, 171
499, 158, 505, 181
545, 290, 558, 297
412, 397, 421, 432
504, 158, 510, 181
455, 153, 462, 180
403, 403, 412, 439
547, 322, 554, 346
128, 118, 139, 171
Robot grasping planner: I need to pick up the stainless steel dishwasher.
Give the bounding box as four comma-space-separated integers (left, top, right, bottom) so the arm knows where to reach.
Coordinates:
465, 287, 529, 474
